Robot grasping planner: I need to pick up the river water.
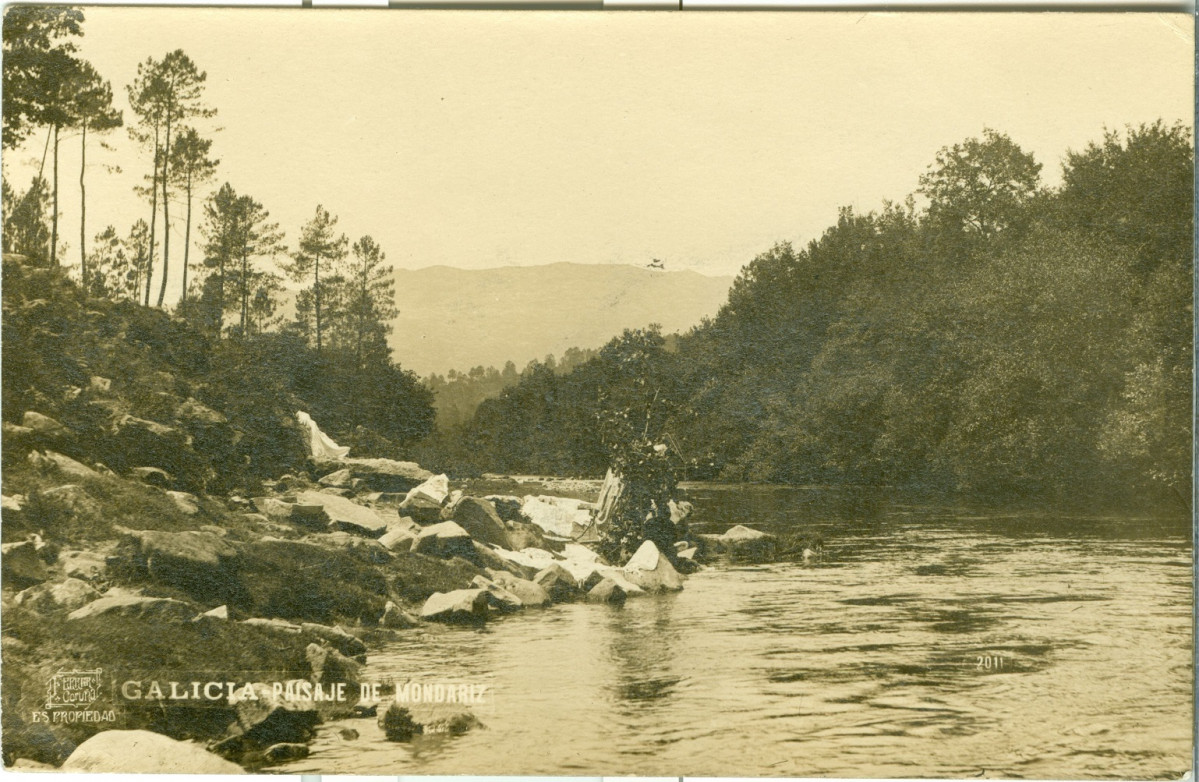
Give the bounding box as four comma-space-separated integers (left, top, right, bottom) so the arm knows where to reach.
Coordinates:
276, 486, 1193, 778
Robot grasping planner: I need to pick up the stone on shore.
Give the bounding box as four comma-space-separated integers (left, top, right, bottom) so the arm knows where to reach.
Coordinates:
412, 521, 474, 559
399, 474, 450, 523
295, 490, 388, 538
380, 600, 420, 628
21, 411, 73, 445
471, 575, 524, 611
166, 490, 201, 515
62, 730, 244, 774
623, 540, 684, 592
60, 549, 108, 581
378, 519, 420, 552
378, 700, 482, 742
333, 458, 433, 493
317, 468, 356, 489
129, 466, 173, 487
263, 743, 309, 763
1, 541, 49, 587
447, 496, 511, 549
585, 577, 627, 604
15, 577, 99, 613
533, 563, 582, 602
300, 622, 367, 658
306, 643, 361, 687
485, 569, 552, 607
420, 588, 489, 623
718, 524, 778, 562
29, 450, 99, 480
67, 594, 198, 622
218, 683, 320, 755
520, 495, 593, 538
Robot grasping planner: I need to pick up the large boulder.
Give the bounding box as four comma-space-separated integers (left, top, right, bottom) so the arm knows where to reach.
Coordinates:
15, 577, 99, 613
419, 589, 488, 623
60, 549, 109, 581
216, 683, 320, 756
399, 474, 450, 524
21, 411, 73, 447
334, 458, 433, 493
317, 468, 356, 489
585, 577, 628, 605
505, 519, 564, 552
411, 521, 474, 559
28, 450, 99, 480
718, 524, 778, 562
471, 575, 524, 612
1, 541, 49, 587
67, 594, 197, 622
295, 490, 388, 538
623, 540, 684, 592
117, 529, 240, 603
533, 563, 582, 602
300, 622, 367, 658
446, 497, 510, 549
378, 699, 482, 742
520, 495, 593, 538
379, 526, 418, 552
379, 599, 419, 629
306, 643, 361, 688
62, 730, 243, 774
33, 484, 103, 528
485, 569, 551, 607
165, 490, 201, 515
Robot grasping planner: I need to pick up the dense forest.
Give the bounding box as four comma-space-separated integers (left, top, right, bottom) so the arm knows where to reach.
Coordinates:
3, 9, 1191, 512
2, 7, 434, 458
435, 124, 1192, 511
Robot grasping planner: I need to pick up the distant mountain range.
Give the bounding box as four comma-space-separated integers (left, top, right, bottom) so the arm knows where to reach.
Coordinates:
387, 263, 734, 376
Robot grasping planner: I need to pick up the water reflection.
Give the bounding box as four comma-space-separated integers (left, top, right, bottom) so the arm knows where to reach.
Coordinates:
273, 487, 1191, 779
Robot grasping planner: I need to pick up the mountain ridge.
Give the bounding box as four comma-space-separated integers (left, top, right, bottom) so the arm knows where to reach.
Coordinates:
386, 262, 733, 376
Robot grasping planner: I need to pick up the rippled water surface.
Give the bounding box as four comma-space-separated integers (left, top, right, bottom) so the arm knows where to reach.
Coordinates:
278, 487, 1193, 778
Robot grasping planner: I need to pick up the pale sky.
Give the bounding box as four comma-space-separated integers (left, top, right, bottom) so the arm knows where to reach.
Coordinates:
3, 9, 1193, 297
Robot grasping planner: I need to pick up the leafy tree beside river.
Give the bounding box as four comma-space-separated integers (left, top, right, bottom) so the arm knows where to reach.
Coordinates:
439, 123, 1192, 512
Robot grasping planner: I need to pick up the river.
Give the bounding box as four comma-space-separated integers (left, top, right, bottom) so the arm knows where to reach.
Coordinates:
274, 485, 1193, 778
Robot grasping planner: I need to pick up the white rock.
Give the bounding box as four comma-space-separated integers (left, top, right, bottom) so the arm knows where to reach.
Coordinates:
520, 495, 593, 537
403, 474, 450, 507
623, 540, 684, 592
62, 730, 244, 774
296, 490, 388, 537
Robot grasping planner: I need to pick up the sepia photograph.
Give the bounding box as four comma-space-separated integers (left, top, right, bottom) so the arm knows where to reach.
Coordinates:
0, 6, 1193, 778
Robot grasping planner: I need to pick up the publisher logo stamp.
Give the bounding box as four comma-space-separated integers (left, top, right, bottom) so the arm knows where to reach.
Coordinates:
45, 669, 103, 710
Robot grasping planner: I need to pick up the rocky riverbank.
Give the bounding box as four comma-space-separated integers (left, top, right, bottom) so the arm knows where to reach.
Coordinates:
1, 420, 804, 772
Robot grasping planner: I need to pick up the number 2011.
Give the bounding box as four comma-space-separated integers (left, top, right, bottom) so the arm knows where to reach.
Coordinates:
976, 655, 1005, 670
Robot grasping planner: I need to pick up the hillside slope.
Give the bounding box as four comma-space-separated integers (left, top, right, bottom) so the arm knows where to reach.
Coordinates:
387, 263, 733, 375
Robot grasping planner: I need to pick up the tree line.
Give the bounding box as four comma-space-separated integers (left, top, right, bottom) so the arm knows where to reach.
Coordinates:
2, 7, 432, 453
437, 123, 1192, 512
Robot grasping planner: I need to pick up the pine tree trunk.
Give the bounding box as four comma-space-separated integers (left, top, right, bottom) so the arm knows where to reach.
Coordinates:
216, 256, 224, 336
79, 123, 87, 287
50, 124, 59, 266
156, 114, 173, 307
240, 249, 248, 334
180, 173, 192, 302
315, 258, 322, 353
145, 126, 160, 307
